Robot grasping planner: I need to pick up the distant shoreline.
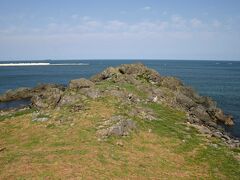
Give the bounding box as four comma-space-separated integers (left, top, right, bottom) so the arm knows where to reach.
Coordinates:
0, 63, 89, 67
0, 59, 239, 62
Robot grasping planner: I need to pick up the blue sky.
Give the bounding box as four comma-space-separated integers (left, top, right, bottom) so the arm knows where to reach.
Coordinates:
0, 0, 240, 60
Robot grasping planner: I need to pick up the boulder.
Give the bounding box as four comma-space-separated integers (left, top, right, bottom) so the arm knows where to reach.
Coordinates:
97, 115, 136, 138
33, 83, 65, 93
58, 94, 80, 106
175, 92, 197, 110
0, 87, 32, 102
119, 63, 162, 83
31, 88, 63, 109
118, 63, 147, 75
69, 78, 95, 89
200, 96, 217, 109
0, 84, 65, 103
190, 105, 212, 123
91, 67, 120, 82
215, 109, 234, 125
208, 108, 234, 125
91, 63, 162, 84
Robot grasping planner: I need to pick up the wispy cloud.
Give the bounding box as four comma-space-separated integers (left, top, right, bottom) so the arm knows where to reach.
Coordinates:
142, 6, 152, 11
190, 18, 203, 28
212, 20, 222, 28
0, 15, 232, 36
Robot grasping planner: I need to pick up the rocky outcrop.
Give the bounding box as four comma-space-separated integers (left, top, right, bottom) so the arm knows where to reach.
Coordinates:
69, 78, 95, 89
0, 63, 237, 146
0, 84, 65, 103
0, 88, 32, 102
97, 116, 136, 139
91, 63, 162, 85
91, 63, 234, 127
129, 107, 157, 121
31, 87, 64, 109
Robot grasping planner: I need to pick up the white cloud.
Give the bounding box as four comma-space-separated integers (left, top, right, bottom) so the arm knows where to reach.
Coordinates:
142, 6, 151, 11
171, 15, 187, 30
190, 18, 203, 28
0, 14, 239, 60
212, 20, 222, 28
129, 21, 168, 33
0, 15, 232, 37
81, 16, 91, 21
104, 20, 127, 31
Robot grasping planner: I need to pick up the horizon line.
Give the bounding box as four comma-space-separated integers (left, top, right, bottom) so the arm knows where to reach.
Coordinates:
0, 58, 240, 62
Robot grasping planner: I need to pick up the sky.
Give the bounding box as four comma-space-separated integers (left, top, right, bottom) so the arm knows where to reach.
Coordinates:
0, 0, 240, 60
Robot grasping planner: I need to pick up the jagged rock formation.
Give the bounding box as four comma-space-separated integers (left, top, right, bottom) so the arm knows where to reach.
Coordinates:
91, 63, 234, 126
0, 63, 238, 146
0, 84, 65, 103
96, 115, 136, 139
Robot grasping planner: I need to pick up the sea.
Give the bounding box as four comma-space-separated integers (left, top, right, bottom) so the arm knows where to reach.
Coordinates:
0, 60, 239, 137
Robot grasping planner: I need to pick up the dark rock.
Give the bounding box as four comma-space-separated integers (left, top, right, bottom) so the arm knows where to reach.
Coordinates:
200, 96, 217, 109
208, 108, 234, 126
205, 121, 218, 129
190, 105, 212, 122
58, 94, 81, 106
118, 63, 148, 75
33, 83, 65, 93
175, 92, 197, 110
69, 78, 95, 89
0, 87, 32, 102
91, 63, 162, 84
31, 88, 63, 109
222, 134, 231, 141
91, 67, 120, 82
0, 84, 65, 103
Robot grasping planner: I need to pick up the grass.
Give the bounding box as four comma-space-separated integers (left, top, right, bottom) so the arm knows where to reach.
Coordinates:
0, 108, 35, 122
121, 83, 148, 98
0, 88, 239, 179
95, 80, 116, 90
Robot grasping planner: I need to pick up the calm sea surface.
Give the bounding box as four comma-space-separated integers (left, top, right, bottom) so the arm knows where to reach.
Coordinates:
0, 60, 239, 137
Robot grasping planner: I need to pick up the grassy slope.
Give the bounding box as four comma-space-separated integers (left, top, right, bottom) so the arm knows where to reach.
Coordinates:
0, 82, 239, 179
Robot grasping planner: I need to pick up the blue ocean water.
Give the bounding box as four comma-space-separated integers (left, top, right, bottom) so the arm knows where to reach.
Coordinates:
0, 60, 239, 137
